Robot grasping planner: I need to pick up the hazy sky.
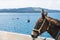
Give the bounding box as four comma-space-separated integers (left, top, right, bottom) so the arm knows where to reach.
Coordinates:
0, 0, 60, 10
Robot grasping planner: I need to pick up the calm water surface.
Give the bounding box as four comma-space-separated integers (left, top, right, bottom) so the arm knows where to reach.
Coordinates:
0, 13, 60, 38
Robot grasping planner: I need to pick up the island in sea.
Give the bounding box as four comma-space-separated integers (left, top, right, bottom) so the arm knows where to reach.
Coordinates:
0, 7, 60, 13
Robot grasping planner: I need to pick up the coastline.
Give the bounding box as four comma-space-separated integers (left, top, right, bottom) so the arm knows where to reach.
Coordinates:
0, 31, 54, 40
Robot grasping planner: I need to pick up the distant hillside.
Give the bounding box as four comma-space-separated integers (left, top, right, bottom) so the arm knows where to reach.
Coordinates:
0, 7, 60, 13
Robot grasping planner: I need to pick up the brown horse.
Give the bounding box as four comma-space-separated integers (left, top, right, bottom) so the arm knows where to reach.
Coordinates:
31, 9, 60, 40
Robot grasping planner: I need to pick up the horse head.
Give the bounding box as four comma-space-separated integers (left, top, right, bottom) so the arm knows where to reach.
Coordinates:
31, 9, 49, 38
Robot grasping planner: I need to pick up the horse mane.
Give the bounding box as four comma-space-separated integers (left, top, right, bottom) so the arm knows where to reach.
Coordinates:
47, 16, 60, 22
37, 16, 60, 25
46, 16, 60, 28
46, 16, 60, 30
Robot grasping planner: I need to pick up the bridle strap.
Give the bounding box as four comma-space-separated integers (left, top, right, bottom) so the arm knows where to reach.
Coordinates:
38, 18, 46, 33
47, 26, 49, 31
47, 22, 51, 31
33, 17, 47, 33
55, 31, 60, 40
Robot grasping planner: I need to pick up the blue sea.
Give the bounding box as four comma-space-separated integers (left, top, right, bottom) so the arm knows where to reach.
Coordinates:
0, 13, 60, 38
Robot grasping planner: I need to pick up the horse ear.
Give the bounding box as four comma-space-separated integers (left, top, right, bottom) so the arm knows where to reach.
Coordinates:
41, 9, 44, 16
41, 9, 48, 19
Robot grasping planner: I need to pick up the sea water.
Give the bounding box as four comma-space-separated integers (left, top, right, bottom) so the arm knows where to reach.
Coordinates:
0, 13, 59, 38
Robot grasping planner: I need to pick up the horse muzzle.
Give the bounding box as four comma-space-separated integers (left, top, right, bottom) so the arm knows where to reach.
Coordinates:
31, 34, 38, 38
31, 30, 40, 38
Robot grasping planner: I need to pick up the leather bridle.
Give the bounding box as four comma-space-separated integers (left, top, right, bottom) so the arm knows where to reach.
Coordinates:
33, 16, 50, 34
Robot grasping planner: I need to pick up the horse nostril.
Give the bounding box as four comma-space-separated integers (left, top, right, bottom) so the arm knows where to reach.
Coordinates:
31, 35, 35, 38
31, 35, 37, 38
31, 35, 34, 38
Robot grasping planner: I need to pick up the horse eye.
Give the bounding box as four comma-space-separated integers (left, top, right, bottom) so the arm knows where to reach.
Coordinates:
39, 24, 41, 26
38, 23, 42, 26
